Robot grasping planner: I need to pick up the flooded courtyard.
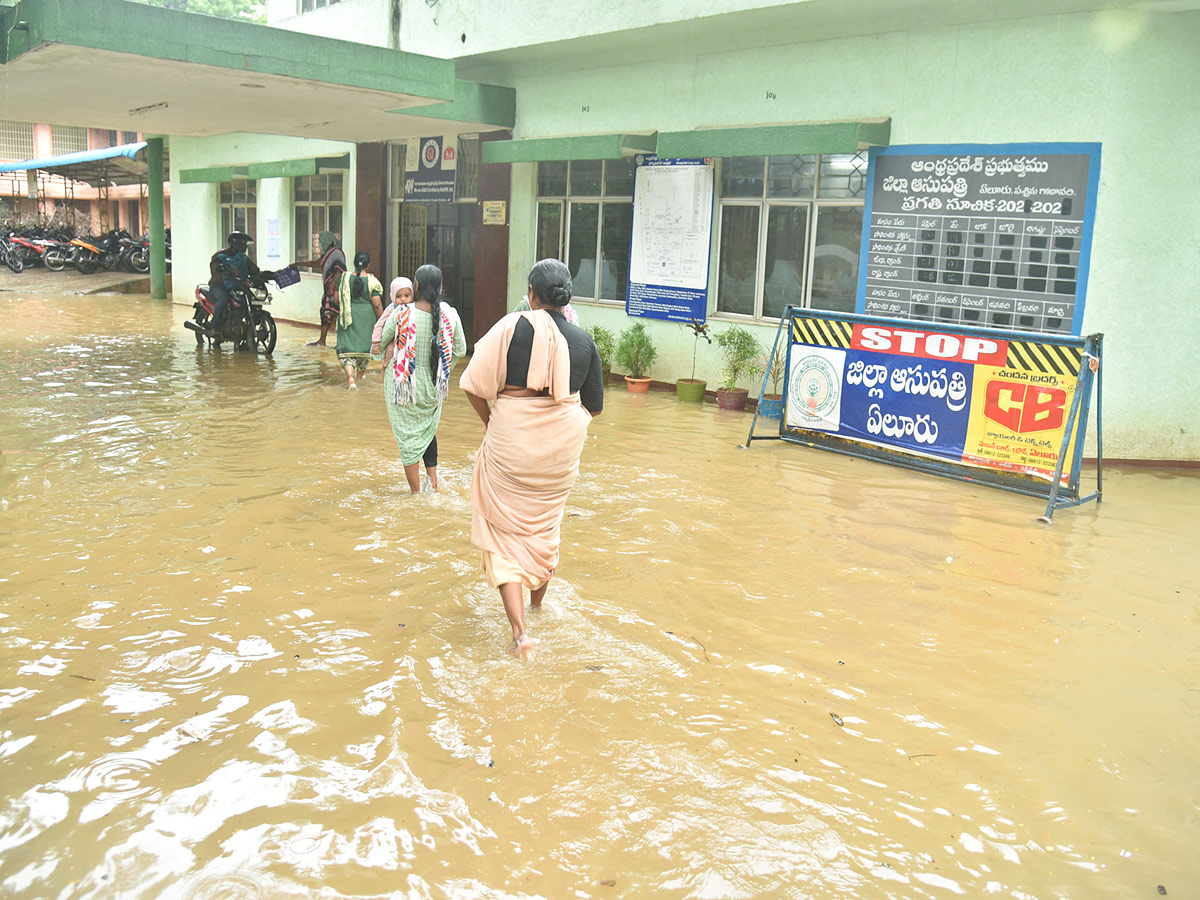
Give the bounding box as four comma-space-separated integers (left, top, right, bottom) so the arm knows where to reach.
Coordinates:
1, 291, 1197, 899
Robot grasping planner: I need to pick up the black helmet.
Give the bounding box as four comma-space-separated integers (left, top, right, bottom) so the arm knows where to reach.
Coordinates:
227, 231, 253, 252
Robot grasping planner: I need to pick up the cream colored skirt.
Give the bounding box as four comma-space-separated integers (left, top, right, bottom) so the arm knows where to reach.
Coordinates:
480, 549, 547, 591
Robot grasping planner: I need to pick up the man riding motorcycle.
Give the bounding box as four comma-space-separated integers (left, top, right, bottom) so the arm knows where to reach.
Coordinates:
208, 231, 273, 326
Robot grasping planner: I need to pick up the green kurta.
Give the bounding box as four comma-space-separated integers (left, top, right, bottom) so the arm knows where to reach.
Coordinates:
380, 304, 467, 464
336, 273, 383, 370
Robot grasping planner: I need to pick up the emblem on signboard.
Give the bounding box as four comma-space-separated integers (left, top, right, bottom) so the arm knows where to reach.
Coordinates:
421, 139, 440, 168
787, 348, 844, 431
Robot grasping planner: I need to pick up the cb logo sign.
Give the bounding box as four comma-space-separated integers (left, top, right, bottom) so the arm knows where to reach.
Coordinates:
984, 380, 1068, 434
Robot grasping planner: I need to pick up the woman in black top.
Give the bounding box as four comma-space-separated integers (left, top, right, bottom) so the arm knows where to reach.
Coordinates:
460, 259, 602, 657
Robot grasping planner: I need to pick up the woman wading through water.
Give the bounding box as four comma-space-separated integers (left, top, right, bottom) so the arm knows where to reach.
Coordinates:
378, 264, 466, 493
460, 259, 604, 658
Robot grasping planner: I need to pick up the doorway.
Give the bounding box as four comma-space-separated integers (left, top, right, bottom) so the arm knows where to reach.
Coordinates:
397, 200, 476, 347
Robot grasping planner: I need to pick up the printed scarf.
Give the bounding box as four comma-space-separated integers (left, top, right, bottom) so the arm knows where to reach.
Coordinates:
391, 304, 455, 405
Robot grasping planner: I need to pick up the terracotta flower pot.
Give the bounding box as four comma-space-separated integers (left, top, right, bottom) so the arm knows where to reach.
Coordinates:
716, 387, 749, 410
625, 376, 651, 393
675, 378, 707, 403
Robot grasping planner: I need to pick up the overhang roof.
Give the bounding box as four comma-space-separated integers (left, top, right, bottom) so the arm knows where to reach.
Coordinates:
0, 0, 514, 142
0, 141, 168, 187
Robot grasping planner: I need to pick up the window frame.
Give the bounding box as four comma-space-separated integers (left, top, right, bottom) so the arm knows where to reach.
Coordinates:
714, 151, 867, 322
292, 172, 344, 263
534, 158, 633, 305
219, 179, 258, 263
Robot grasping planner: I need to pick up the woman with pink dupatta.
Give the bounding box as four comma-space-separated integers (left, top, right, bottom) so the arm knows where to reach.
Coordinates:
460, 259, 604, 658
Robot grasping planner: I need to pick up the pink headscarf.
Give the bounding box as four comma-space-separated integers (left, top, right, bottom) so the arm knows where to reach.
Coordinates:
390, 276, 413, 302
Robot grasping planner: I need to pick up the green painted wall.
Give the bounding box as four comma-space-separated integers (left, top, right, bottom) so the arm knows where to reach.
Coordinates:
169, 133, 357, 326
492, 8, 1200, 460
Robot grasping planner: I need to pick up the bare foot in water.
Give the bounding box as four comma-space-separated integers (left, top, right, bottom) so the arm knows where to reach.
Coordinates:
306, 340, 326, 347
512, 635, 535, 659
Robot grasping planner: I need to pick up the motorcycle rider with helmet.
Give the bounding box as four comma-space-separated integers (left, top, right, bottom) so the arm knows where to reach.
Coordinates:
208, 231, 273, 330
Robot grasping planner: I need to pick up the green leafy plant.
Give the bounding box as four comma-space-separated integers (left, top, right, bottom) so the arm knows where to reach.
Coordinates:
714, 325, 762, 391
763, 343, 787, 397
615, 321, 658, 378
682, 318, 712, 381
586, 324, 616, 371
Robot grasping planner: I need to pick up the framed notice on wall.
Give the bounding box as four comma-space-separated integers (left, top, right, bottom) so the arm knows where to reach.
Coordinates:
626, 156, 715, 322
857, 143, 1101, 335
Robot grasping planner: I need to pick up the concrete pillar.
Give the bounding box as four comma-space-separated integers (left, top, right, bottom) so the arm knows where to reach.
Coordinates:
147, 138, 166, 300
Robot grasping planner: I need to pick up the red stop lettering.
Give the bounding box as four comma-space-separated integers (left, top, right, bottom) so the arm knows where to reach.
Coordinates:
984, 381, 1067, 433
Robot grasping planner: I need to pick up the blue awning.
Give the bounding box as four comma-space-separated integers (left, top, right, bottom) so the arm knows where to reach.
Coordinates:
0, 142, 148, 174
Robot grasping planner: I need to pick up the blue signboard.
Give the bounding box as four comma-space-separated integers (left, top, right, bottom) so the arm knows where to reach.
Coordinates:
626, 156, 715, 322
857, 142, 1102, 336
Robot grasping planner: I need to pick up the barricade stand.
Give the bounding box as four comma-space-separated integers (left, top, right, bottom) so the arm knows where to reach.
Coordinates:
745, 306, 1104, 521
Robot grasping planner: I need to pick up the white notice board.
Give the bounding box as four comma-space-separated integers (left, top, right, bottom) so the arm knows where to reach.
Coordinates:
626, 156, 715, 322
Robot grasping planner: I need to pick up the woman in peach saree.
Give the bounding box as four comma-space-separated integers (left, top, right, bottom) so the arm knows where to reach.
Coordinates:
460, 259, 605, 657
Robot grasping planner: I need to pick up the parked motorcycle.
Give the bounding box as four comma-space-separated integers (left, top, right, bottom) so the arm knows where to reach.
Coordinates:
185, 266, 278, 354
1, 233, 24, 273
71, 229, 132, 274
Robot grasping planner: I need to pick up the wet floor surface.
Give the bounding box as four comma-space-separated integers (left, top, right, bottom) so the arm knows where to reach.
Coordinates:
1, 292, 1197, 899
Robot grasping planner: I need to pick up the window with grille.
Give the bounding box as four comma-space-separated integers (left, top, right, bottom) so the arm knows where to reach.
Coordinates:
535, 158, 634, 304
51, 126, 88, 155
0, 121, 35, 160
454, 136, 480, 202
293, 173, 344, 262
300, 0, 341, 10
220, 180, 258, 263
716, 151, 868, 319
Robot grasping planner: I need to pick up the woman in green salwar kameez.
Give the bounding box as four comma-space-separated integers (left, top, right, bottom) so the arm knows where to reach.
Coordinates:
335, 251, 384, 390
379, 264, 466, 492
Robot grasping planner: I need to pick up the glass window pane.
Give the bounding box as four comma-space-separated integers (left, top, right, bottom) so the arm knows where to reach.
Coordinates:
818, 151, 869, 198
536, 202, 563, 260
247, 209, 258, 263
310, 177, 328, 203
767, 155, 816, 199
221, 208, 231, 242
717, 204, 760, 315
810, 205, 864, 313
328, 174, 343, 202
538, 160, 567, 197
600, 201, 633, 302
720, 156, 766, 198
567, 202, 600, 298
762, 205, 808, 320
327, 206, 342, 242
295, 176, 311, 202
604, 157, 635, 197
294, 206, 309, 260
246, 180, 257, 203
220, 182, 233, 204
233, 208, 246, 234
569, 159, 603, 196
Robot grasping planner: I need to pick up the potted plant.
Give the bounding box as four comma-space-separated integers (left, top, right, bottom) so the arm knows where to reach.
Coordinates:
714, 325, 762, 411
587, 324, 616, 386
676, 318, 711, 403
615, 320, 657, 392
757, 343, 787, 418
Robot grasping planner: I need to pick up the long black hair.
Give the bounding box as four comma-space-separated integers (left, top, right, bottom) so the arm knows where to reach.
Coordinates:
528, 258, 572, 308
414, 263, 444, 379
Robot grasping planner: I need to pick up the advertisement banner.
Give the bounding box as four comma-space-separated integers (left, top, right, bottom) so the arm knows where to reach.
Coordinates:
783, 313, 1090, 484
626, 156, 715, 322
403, 136, 457, 202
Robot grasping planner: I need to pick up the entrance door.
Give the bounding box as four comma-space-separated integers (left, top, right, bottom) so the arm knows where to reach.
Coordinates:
397, 201, 476, 346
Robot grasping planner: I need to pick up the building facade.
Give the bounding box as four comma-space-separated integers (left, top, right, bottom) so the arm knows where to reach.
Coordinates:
168, 0, 1197, 460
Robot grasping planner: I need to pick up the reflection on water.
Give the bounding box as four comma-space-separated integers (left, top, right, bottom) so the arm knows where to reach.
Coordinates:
1, 293, 1198, 899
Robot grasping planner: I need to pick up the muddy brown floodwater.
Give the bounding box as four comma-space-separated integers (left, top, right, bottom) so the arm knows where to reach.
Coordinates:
1, 292, 1197, 900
